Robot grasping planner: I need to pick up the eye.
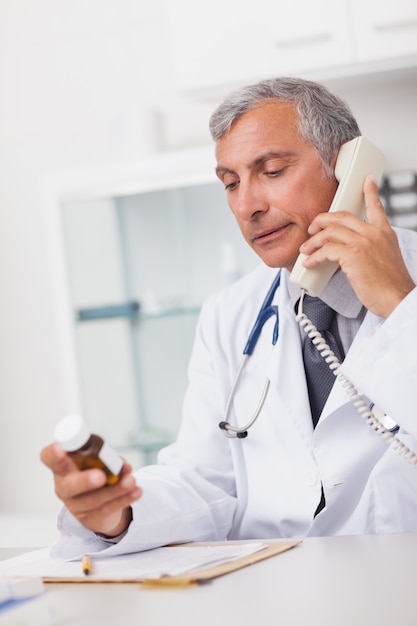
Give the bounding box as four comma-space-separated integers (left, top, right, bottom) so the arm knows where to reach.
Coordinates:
222, 174, 239, 191
265, 168, 284, 178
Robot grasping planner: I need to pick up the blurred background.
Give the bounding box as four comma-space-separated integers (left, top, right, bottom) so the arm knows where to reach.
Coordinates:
0, 0, 416, 546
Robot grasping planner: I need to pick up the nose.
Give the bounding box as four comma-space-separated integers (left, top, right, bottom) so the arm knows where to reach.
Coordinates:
232, 180, 269, 221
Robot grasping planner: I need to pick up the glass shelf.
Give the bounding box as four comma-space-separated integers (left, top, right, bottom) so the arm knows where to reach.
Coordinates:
76, 303, 201, 323
138, 305, 201, 321
117, 429, 174, 455
60, 161, 259, 467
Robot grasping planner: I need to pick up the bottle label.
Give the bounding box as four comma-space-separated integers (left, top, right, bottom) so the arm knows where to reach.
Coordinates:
99, 442, 123, 476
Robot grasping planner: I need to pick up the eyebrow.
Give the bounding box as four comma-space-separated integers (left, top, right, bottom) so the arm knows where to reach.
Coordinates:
215, 150, 296, 177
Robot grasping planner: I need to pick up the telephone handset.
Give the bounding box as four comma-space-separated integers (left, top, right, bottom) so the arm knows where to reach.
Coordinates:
290, 137, 417, 468
290, 136, 386, 297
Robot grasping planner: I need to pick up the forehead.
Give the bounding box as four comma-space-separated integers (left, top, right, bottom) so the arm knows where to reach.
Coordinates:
215, 101, 302, 165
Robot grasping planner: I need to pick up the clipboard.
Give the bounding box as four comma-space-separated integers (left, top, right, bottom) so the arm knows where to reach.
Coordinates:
43, 540, 301, 588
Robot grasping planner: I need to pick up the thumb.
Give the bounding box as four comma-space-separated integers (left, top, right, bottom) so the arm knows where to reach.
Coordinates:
40, 441, 78, 476
363, 175, 389, 228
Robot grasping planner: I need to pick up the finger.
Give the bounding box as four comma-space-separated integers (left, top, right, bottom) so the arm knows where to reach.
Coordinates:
301, 241, 347, 268
56, 463, 134, 502
76, 489, 141, 536
119, 461, 133, 475
66, 474, 142, 517
82, 476, 142, 515
307, 209, 367, 240
40, 442, 79, 476
55, 466, 108, 500
363, 175, 390, 228
301, 212, 364, 256
79, 490, 141, 525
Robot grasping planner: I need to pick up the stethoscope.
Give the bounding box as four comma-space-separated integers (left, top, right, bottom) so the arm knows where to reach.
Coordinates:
218, 270, 281, 439
218, 268, 405, 447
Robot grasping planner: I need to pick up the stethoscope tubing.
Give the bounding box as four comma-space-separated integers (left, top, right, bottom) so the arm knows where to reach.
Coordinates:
219, 270, 281, 438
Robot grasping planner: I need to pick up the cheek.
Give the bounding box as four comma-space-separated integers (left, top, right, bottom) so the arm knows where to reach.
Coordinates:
313, 176, 339, 210
298, 179, 338, 225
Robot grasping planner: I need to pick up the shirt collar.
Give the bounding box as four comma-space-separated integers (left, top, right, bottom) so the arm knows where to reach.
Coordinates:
285, 268, 364, 319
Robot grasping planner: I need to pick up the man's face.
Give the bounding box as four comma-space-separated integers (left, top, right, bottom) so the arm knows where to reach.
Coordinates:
215, 101, 339, 271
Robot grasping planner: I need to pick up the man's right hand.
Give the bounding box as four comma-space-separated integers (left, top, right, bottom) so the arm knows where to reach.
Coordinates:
40, 442, 143, 537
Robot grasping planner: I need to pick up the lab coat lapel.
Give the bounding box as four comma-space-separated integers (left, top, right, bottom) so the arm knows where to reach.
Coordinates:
266, 281, 314, 439
265, 274, 385, 431
261, 267, 386, 433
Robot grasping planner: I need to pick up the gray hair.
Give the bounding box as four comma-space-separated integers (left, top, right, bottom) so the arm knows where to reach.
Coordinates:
209, 77, 361, 176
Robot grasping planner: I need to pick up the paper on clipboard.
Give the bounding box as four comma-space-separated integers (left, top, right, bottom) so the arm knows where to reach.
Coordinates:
0, 540, 301, 587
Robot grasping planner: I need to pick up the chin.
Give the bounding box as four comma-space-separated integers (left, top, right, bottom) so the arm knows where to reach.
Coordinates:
260, 253, 297, 271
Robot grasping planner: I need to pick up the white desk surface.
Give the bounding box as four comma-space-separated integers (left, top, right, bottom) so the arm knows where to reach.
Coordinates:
2, 533, 417, 626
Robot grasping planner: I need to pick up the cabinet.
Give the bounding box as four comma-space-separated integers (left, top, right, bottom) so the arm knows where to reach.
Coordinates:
164, 0, 353, 93
46, 148, 258, 464
164, 0, 417, 96
351, 0, 417, 63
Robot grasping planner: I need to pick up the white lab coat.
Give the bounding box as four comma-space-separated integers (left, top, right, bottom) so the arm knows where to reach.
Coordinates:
54, 227, 417, 559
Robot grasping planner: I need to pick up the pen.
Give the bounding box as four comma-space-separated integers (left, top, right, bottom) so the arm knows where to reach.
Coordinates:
82, 555, 93, 576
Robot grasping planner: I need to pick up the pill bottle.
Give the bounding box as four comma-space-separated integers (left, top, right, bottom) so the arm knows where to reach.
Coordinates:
54, 415, 123, 485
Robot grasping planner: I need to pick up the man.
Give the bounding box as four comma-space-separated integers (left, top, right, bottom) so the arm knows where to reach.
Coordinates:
41, 77, 417, 559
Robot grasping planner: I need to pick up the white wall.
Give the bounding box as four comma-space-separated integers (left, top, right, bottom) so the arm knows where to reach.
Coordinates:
0, 0, 416, 529
0, 0, 180, 517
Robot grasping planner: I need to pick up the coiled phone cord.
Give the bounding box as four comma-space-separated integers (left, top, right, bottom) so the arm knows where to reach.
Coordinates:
296, 292, 417, 469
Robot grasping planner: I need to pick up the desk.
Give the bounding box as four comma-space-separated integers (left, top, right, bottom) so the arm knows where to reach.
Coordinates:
2, 534, 417, 626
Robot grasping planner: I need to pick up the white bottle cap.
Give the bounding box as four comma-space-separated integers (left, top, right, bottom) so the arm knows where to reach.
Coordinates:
54, 415, 91, 451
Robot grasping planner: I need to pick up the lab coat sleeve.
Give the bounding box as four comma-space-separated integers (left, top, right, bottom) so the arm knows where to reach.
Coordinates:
340, 286, 417, 441
51, 291, 239, 560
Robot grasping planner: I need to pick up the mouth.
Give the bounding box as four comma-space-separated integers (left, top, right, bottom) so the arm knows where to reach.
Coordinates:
252, 224, 292, 245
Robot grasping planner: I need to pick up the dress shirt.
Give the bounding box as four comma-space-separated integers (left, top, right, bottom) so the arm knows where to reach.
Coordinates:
286, 268, 366, 357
